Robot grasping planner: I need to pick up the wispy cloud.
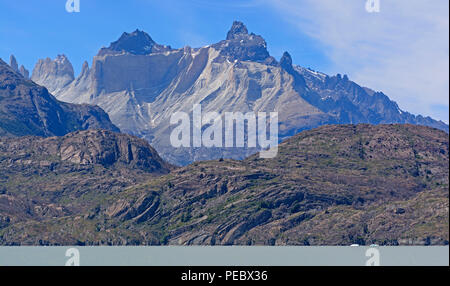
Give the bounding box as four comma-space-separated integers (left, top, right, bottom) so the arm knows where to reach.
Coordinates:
269, 0, 449, 122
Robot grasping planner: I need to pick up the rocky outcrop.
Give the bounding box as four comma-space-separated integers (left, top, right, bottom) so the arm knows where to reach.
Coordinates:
0, 129, 171, 171
55, 129, 171, 171
106, 191, 160, 223
0, 58, 119, 137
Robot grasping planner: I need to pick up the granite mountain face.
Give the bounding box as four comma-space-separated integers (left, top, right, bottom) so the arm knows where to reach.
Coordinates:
30, 21, 449, 165
31, 54, 75, 95
0, 59, 119, 137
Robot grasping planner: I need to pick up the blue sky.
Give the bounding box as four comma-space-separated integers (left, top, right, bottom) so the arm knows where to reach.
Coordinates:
0, 0, 448, 122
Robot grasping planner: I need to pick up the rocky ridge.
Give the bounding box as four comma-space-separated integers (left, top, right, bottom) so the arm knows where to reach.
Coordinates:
0, 124, 447, 246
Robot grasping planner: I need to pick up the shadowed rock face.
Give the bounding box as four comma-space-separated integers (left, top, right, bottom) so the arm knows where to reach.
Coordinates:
215, 21, 276, 64
226, 21, 249, 40
31, 21, 449, 165
0, 124, 447, 246
98, 29, 172, 56
0, 59, 119, 137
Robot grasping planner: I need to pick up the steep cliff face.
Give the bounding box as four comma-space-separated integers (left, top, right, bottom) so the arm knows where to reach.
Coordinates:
32, 22, 448, 165
0, 59, 119, 137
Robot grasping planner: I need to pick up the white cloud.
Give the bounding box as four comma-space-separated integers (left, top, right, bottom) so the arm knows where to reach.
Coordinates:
269, 0, 449, 122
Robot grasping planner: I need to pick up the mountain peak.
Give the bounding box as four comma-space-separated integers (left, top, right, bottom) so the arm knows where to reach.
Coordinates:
109, 29, 156, 55
213, 21, 276, 65
100, 29, 171, 56
226, 21, 249, 40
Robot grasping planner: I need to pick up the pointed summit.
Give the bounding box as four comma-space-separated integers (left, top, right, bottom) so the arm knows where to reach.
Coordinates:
280, 51, 293, 70
213, 21, 276, 65
110, 29, 155, 55
279, 51, 307, 89
78, 61, 90, 79
9, 55, 19, 72
81, 61, 89, 73
226, 21, 249, 40
99, 29, 171, 56
19, 65, 29, 79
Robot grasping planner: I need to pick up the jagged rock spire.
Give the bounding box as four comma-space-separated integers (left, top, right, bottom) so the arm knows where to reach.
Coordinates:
280, 51, 293, 70
9, 55, 18, 72
226, 21, 249, 40
98, 29, 171, 56
9, 55, 29, 78
81, 61, 89, 74
31, 54, 75, 94
214, 21, 276, 65
19, 65, 29, 79
279, 51, 307, 89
